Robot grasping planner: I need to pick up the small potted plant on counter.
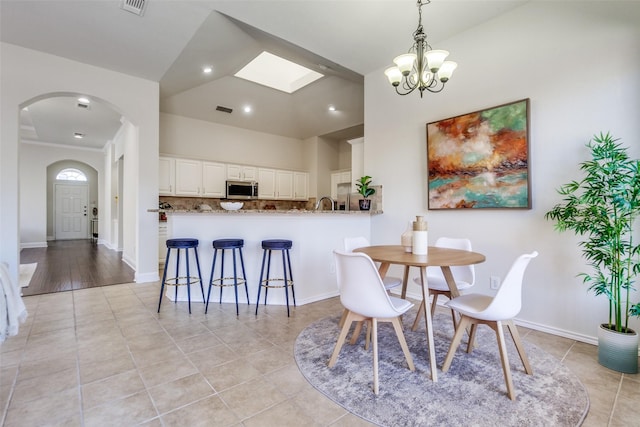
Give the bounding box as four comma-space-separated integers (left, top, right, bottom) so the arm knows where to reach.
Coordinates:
545, 132, 640, 373
356, 175, 376, 210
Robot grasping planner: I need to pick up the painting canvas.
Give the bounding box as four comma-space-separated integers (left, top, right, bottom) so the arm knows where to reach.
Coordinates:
426, 99, 530, 209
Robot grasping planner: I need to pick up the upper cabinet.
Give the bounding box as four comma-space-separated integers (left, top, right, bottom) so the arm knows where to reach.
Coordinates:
162, 156, 307, 201
293, 172, 308, 200
227, 164, 257, 182
175, 159, 226, 197
159, 157, 175, 196
275, 170, 293, 199
257, 168, 276, 199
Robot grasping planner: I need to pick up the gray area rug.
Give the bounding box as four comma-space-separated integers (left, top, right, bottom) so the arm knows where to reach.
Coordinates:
294, 312, 589, 426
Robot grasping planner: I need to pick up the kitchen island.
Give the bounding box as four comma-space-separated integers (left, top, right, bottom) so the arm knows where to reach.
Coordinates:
156, 209, 380, 307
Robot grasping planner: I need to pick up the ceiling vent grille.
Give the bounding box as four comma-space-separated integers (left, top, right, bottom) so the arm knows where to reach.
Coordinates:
216, 106, 233, 114
120, 0, 147, 16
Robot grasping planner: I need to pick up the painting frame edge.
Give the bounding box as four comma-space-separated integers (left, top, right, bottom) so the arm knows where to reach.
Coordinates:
426, 98, 531, 210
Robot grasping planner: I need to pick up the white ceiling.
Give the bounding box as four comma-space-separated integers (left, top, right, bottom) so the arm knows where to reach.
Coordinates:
1, 0, 529, 148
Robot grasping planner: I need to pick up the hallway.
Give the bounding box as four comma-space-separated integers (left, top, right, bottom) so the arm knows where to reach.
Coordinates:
19, 240, 135, 296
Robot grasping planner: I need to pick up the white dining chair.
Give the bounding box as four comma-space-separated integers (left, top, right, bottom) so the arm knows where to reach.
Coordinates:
343, 236, 402, 291
412, 237, 475, 331
328, 250, 415, 395
441, 251, 538, 400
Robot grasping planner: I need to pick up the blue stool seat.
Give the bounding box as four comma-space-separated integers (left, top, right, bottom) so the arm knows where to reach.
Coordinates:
256, 239, 296, 317
206, 238, 249, 315
158, 238, 205, 314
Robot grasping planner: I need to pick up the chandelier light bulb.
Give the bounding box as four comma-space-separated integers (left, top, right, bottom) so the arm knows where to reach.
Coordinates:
425, 49, 449, 72
384, 67, 403, 86
437, 61, 458, 82
393, 54, 417, 76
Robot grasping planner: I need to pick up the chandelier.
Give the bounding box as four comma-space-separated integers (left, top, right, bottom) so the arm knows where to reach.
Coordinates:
384, 0, 457, 97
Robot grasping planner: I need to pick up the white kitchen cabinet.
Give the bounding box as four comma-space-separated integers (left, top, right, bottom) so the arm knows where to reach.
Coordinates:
258, 168, 276, 199
202, 161, 226, 197
276, 170, 293, 199
293, 171, 308, 200
330, 170, 351, 199
159, 157, 175, 196
175, 159, 202, 196
175, 159, 226, 197
227, 164, 257, 182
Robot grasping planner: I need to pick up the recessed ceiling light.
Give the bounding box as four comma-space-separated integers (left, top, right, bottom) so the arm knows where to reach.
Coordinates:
74, 132, 84, 139
77, 97, 90, 104
328, 105, 336, 112
234, 51, 324, 94
203, 66, 213, 74
243, 106, 252, 113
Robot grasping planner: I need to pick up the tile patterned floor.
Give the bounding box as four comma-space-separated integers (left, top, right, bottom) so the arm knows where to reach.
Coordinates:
1, 282, 638, 426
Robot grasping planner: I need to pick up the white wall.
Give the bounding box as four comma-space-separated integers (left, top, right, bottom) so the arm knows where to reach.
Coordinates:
1, 43, 160, 284
365, 2, 640, 344
160, 113, 306, 170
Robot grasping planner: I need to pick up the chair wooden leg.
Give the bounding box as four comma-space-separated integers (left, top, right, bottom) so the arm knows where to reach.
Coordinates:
466, 323, 478, 353
371, 318, 379, 395
328, 311, 355, 368
411, 299, 425, 331
391, 317, 415, 371
494, 320, 516, 400
338, 308, 348, 327
442, 315, 472, 372
350, 320, 364, 345
506, 320, 533, 375
364, 319, 371, 350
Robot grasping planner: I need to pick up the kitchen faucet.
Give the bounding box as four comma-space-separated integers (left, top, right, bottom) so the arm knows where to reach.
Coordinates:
315, 196, 335, 211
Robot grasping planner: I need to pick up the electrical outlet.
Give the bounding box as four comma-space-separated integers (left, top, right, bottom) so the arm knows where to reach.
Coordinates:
490, 276, 500, 290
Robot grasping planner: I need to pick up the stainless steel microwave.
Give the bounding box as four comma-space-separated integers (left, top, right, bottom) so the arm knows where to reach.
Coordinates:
226, 180, 258, 199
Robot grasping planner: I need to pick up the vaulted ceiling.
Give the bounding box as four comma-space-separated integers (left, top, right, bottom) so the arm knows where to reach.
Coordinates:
1, 0, 528, 148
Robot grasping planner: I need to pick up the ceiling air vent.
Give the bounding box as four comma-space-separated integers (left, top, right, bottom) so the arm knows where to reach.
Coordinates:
120, 0, 147, 16
216, 106, 233, 114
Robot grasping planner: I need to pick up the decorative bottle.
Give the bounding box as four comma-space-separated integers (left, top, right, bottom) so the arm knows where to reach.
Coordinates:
412, 216, 428, 255
401, 221, 413, 253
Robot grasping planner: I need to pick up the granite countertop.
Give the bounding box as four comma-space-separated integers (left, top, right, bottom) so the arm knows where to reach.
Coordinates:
149, 208, 382, 215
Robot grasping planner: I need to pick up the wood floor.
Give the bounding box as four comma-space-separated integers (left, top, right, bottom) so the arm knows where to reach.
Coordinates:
19, 239, 135, 296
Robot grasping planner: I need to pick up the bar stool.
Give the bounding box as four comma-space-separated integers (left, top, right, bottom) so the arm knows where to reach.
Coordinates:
255, 239, 296, 317
157, 238, 205, 314
206, 238, 249, 315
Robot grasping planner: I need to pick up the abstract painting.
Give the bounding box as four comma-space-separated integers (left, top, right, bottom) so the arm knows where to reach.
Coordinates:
426, 99, 530, 209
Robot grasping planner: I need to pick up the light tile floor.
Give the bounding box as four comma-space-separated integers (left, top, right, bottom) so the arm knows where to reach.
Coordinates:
1, 282, 638, 426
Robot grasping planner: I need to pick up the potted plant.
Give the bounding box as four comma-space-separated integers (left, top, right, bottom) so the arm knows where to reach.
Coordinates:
545, 132, 640, 373
355, 175, 376, 211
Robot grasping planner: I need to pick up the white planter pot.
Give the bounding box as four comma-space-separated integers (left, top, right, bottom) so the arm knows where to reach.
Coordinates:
598, 324, 639, 374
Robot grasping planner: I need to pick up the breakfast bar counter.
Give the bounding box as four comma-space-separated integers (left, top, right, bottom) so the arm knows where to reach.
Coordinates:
156, 209, 378, 307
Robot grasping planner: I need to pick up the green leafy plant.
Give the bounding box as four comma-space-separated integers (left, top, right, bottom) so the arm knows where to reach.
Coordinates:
545, 132, 640, 333
355, 175, 376, 199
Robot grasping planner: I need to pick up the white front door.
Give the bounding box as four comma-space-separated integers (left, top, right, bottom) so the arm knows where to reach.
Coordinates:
55, 184, 88, 239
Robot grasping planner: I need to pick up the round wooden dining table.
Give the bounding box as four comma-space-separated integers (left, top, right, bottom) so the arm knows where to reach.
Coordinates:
354, 245, 486, 381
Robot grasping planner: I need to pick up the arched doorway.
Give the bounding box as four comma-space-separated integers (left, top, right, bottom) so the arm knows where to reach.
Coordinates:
18, 94, 135, 295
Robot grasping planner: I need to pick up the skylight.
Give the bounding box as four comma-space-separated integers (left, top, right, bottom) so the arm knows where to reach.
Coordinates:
234, 51, 324, 94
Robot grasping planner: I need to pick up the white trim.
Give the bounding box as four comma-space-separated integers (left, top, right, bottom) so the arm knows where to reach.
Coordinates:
20, 242, 48, 249
134, 271, 159, 283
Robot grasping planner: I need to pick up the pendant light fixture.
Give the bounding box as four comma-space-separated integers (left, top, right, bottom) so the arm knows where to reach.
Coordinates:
384, 0, 457, 97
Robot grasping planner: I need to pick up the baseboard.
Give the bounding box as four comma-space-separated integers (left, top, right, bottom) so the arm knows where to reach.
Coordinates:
20, 242, 48, 249
135, 271, 159, 283
122, 254, 136, 270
